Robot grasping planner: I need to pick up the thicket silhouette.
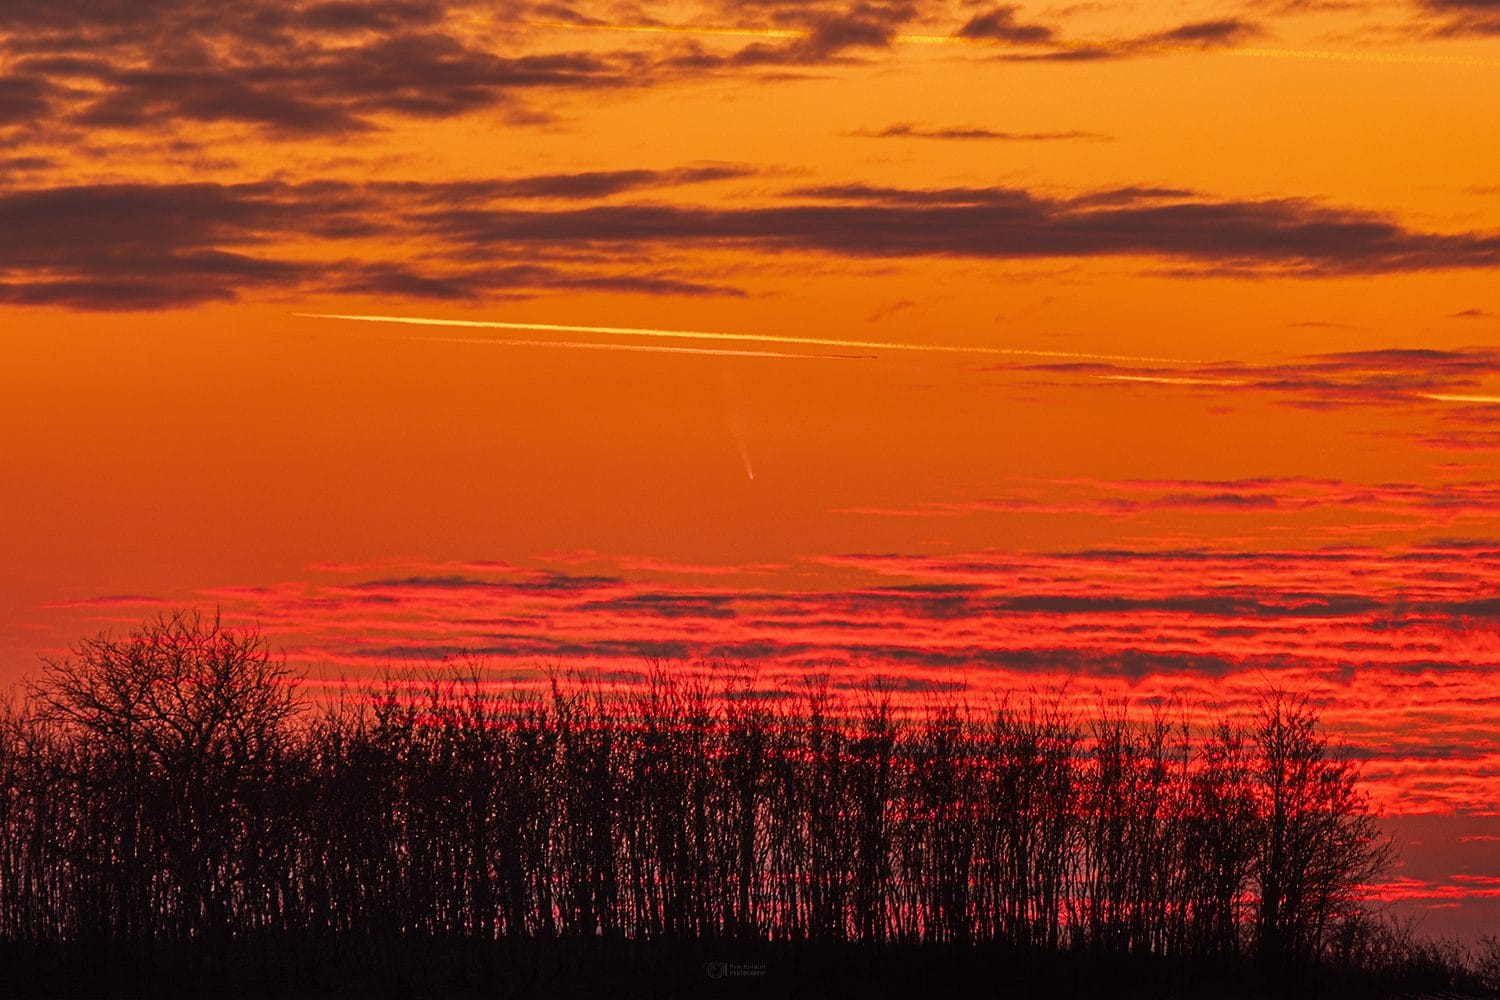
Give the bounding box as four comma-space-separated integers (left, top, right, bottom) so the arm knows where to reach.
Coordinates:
0, 611, 1485, 996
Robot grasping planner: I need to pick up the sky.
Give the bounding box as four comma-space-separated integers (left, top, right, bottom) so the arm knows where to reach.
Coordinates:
1, 0, 1498, 941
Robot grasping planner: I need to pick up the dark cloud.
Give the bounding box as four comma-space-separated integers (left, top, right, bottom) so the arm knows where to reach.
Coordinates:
296, 1, 448, 32
1025, 347, 1500, 448
5, 174, 1498, 310
163, 545, 1500, 699
956, 6, 1056, 43
0, 182, 296, 251
856, 122, 1108, 141
851, 476, 1500, 521
454, 636, 796, 662
992, 45, 1117, 62
71, 36, 630, 138
347, 634, 1271, 680
1144, 491, 1280, 510
381, 165, 754, 202
331, 262, 744, 300
656, 0, 923, 68
0, 180, 313, 307
1037, 351, 1500, 398
1051, 548, 1364, 563
1322, 347, 1499, 372
1417, 0, 1500, 35
0, 1, 638, 142
560, 579, 1396, 624
993, 594, 1382, 618
805, 13, 900, 50
1146, 18, 1264, 46
1066, 185, 1198, 206
528, 4, 609, 26
350, 571, 624, 594
989, 16, 1267, 61
409, 184, 1500, 275
784, 183, 1040, 205
0, 277, 242, 310
0, 170, 753, 308
696, 24, 893, 67
0, 155, 54, 173
721, 0, 918, 35
871, 582, 985, 596
0, 74, 63, 125
787, 642, 1271, 680
1428, 597, 1500, 618
577, 593, 740, 618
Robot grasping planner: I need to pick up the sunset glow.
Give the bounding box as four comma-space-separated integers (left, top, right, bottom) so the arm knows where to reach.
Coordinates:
2, 0, 1497, 945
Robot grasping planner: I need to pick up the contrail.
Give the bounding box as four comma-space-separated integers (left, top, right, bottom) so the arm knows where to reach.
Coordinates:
1094, 374, 1247, 386
301, 327, 873, 361
296, 312, 1193, 365
1419, 392, 1500, 405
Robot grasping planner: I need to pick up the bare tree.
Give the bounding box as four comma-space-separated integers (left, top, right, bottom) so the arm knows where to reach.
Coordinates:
1182, 720, 1257, 960
28, 610, 299, 943
1252, 690, 1393, 976
0, 616, 1426, 993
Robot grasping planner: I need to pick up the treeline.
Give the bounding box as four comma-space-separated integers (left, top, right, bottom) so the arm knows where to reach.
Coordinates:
0, 612, 1490, 996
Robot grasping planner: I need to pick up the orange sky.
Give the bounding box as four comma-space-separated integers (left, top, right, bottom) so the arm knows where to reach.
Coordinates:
1, 0, 1497, 939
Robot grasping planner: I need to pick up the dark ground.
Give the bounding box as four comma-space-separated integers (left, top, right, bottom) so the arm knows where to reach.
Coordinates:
3, 936, 1485, 1000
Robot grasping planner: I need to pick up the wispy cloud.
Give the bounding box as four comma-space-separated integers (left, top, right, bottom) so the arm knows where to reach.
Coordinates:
834, 474, 1500, 524
45, 543, 1500, 812
1415, 0, 1500, 37
1024, 346, 1500, 445
853, 122, 1110, 142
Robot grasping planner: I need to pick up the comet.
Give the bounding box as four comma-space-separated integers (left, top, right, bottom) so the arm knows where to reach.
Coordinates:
722, 370, 756, 480
736, 433, 756, 480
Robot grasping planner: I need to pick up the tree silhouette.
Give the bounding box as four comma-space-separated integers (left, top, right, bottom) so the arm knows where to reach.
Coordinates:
0, 612, 1461, 997
23, 610, 298, 946
1252, 689, 1393, 977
